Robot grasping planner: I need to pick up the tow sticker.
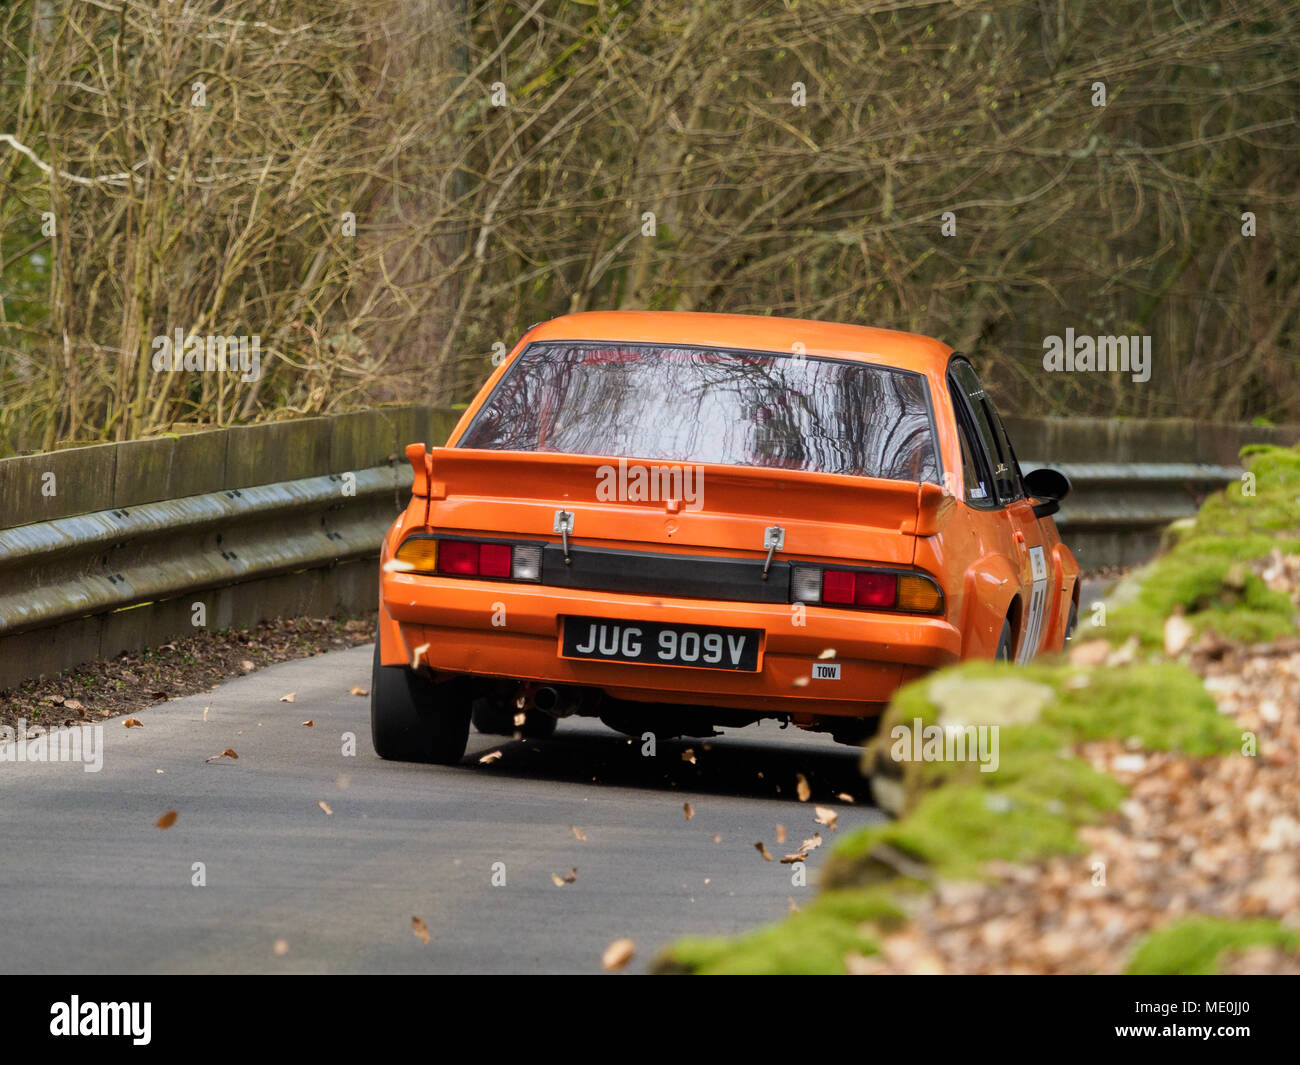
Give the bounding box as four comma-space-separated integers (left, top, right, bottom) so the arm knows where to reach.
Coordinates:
812, 662, 841, 681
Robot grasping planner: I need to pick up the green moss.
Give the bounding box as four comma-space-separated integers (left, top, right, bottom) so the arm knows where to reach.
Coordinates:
653, 887, 911, 975
1127, 917, 1299, 975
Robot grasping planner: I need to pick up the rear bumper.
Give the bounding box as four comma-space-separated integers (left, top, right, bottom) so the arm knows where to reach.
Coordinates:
381, 572, 960, 718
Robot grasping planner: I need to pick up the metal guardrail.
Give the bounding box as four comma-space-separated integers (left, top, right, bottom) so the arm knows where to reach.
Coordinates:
0, 467, 405, 639
1019, 459, 1244, 569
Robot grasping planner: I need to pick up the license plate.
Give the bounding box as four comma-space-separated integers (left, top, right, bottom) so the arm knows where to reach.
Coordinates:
561, 616, 761, 671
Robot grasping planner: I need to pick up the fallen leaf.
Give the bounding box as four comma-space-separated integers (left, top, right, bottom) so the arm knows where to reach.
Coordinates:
681, 747, 696, 764
1068, 638, 1110, 667
818, 648, 837, 660
240, 660, 255, 673
64, 698, 85, 712
683, 802, 694, 821
780, 852, 808, 864
301, 720, 314, 727
755, 841, 774, 861
318, 801, 333, 815
551, 867, 578, 886
123, 718, 143, 729
776, 823, 787, 843
1164, 613, 1194, 657
479, 750, 502, 764
602, 938, 636, 971
410, 642, 430, 670
155, 810, 178, 829
411, 916, 430, 944
836, 793, 855, 803
796, 773, 811, 802
800, 833, 823, 852
814, 806, 839, 831
204, 748, 238, 763
279, 692, 296, 703
349, 686, 368, 697
571, 826, 587, 841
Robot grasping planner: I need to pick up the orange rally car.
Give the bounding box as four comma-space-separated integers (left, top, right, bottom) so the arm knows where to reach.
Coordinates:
371, 311, 1080, 764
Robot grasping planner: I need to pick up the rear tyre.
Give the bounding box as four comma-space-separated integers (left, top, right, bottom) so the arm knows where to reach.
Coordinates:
370, 643, 472, 764
995, 618, 1014, 662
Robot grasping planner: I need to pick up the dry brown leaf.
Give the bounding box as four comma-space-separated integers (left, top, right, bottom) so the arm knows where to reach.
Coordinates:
602, 937, 636, 971
681, 748, 696, 764
240, 660, 255, 673
318, 800, 333, 816
155, 810, 178, 830
349, 686, 369, 697
780, 852, 808, 864
551, 867, 578, 886
64, 699, 85, 712
123, 718, 143, 728
776, 823, 787, 843
683, 802, 694, 821
814, 805, 839, 831
796, 773, 811, 802
817, 648, 837, 660
571, 826, 587, 841
800, 832, 823, 852
411, 916, 430, 944
279, 692, 296, 703
1164, 613, 1194, 657
301, 720, 314, 728
836, 793, 856, 803
479, 750, 503, 764
410, 642, 430, 670
755, 841, 774, 861
204, 748, 238, 763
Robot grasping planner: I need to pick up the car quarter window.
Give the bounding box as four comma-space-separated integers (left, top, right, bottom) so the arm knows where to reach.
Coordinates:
952, 400, 994, 506
947, 358, 1022, 504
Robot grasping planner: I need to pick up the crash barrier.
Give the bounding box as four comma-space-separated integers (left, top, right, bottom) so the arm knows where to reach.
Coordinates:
1008, 415, 1300, 572
0, 406, 458, 691
0, 410, 1296, 690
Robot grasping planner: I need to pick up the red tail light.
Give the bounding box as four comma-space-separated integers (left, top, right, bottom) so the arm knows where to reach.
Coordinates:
437, 540, 480, 575
821, 569, 896, 606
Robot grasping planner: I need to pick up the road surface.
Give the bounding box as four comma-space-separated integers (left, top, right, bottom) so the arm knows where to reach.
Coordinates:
0, 645, 883, 974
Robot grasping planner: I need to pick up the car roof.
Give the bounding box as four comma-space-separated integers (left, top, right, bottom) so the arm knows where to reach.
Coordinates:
524, 311, 954, 374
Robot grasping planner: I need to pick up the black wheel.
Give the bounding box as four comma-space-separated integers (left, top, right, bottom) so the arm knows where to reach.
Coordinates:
1064, 600, 1079, 643
370, 643, 472, 764
472, 700, 557, 739
995, 617, 1014, 662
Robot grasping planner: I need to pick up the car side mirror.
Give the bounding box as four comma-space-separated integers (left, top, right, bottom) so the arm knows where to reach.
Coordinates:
1024, 466, 1070, 519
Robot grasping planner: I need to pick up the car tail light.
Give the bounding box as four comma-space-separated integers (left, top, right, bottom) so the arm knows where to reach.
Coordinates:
790, 564, 942, 615
393, 537, 542, 581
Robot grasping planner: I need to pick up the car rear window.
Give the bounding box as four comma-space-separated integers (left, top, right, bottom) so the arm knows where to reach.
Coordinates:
458, 342, 940, 483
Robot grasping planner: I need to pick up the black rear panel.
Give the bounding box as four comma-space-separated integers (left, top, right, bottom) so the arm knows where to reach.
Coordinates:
541, 543, 790, 603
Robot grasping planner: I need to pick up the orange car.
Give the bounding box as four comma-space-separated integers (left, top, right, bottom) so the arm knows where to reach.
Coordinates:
371, 311, 1079, 764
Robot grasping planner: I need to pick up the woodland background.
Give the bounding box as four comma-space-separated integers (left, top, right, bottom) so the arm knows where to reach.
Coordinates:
1, 0, 1297, 455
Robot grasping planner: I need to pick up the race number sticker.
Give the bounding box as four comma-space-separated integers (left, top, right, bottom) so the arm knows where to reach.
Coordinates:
1016, 546, 1049, 665
812, 662, 841, 680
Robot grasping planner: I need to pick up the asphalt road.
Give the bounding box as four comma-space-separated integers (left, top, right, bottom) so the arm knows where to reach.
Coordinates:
0, 644, 884, 974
